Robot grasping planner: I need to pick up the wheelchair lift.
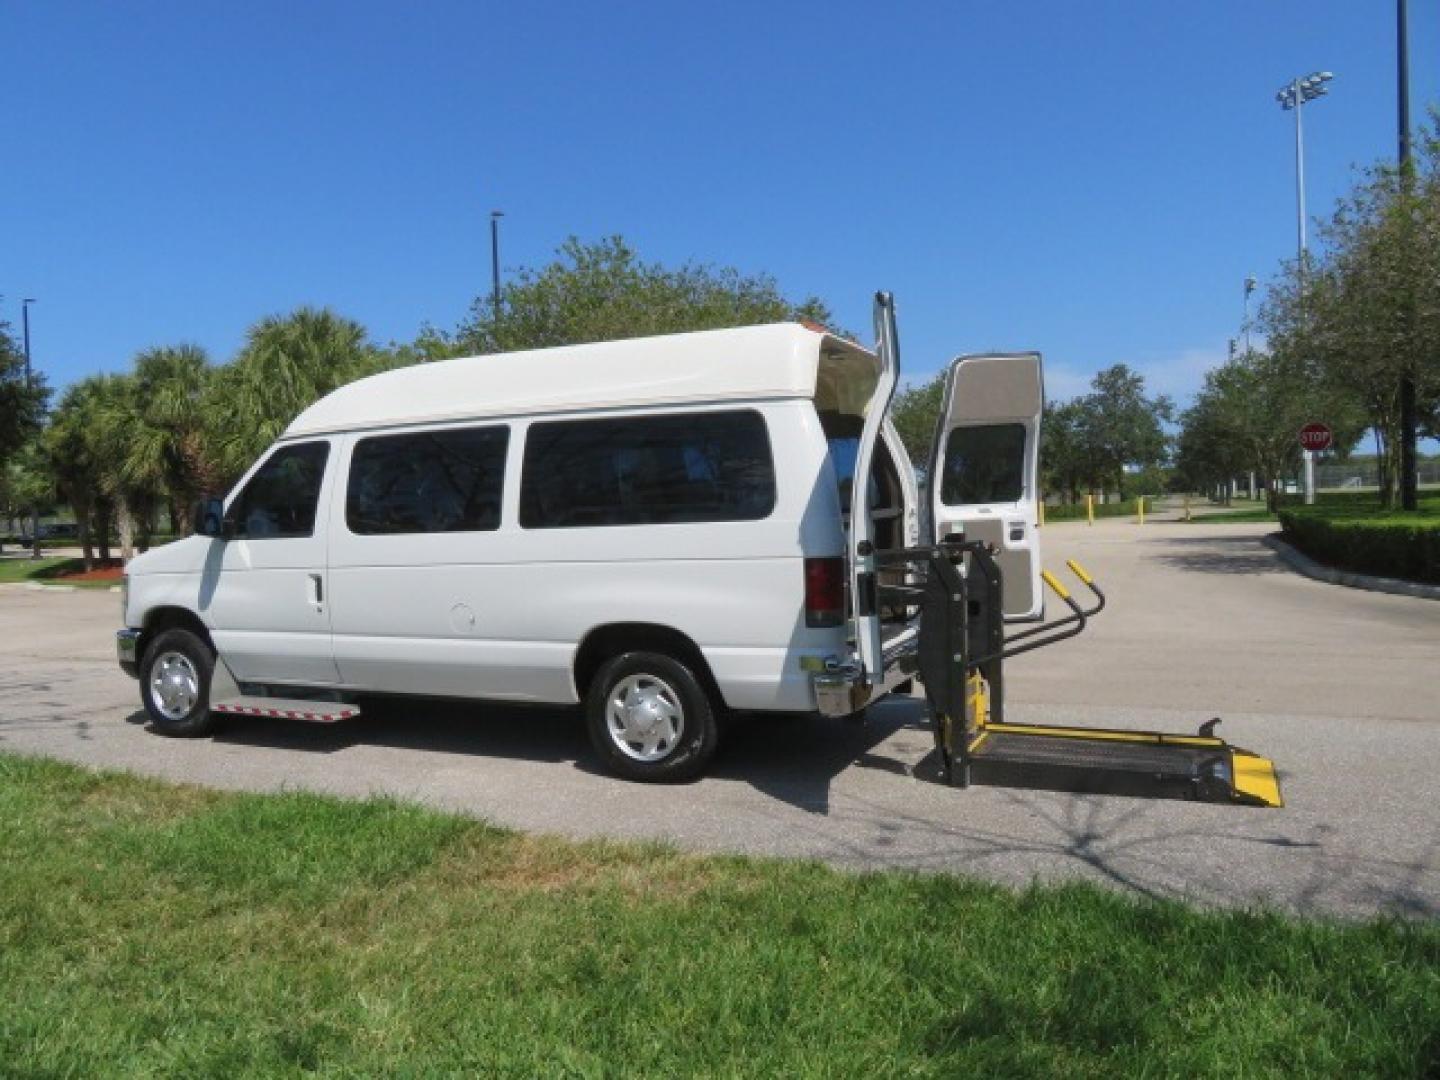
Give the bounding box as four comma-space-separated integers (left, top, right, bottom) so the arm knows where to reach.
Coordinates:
875, 541, 1283, 808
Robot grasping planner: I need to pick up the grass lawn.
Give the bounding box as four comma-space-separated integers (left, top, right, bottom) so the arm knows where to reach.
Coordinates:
2, 755, 1437, 1076
0, 556, 119, 588
1187, 507, 1278, 523
1298, 490, 1440, 523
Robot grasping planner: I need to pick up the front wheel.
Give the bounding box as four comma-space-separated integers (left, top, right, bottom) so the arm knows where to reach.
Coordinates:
139, 627, 219, 737
585, 651, 720, 782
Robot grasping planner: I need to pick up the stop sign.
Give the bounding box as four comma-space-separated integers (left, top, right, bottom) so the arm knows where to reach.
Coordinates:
1299, 422, 1333, 452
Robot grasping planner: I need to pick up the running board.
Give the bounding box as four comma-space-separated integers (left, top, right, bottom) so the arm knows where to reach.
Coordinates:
211, 697, 361, 723
965, 719, 1282, 807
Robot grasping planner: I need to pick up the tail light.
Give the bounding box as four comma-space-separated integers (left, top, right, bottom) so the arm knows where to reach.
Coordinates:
804, 557, 845, 628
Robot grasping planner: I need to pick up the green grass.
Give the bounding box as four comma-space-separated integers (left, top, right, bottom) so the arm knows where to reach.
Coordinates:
2, 755, 1437, 1077
0, 556, 119, 588
1187, 507, 1279, 523
1044, 497, 1153, 523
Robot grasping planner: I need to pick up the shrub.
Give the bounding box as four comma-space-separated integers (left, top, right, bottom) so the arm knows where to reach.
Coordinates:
1278, 503, 1440, 585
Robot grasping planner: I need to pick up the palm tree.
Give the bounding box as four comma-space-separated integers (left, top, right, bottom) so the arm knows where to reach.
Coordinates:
127, 344, 212, 534
45, 378, 115, 567
205, 307, 377, 485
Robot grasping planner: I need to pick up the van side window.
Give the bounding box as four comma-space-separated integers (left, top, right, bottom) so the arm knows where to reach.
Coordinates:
940, 423, 1026, 504
229, 441, 330, 539
521, 411, 775, 528
347, 427, 509, 535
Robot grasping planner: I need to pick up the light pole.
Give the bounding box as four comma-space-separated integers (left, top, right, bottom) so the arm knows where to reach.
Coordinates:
1397, 0, 1418, 510
1276, 71, 1332, 268
20, 299, 39, 555
1242, 275, 1256, 354
489, 210, 504, 322
1276, 70, 1332, 506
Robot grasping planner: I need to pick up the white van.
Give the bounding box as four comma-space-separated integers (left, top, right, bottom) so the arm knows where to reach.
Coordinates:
117, 296, 1044, 781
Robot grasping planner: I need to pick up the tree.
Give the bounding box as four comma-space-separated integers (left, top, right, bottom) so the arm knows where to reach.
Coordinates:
1075, 364, 1173, 500
451, 236, 835, 355
204, 308, 380, 485
889, 374, 945, 466
0, 312, 50, 471
127, 345, 213, 534
1174, 348, 1365, 509
1, 310, 52, 556
46, 374, 153, 563
1041, 400, 1097, 503
1261, 126, 1440, 507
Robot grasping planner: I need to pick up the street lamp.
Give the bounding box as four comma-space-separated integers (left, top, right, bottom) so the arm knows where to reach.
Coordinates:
20, 299, 39, 554
1275, 71, 1333, 264
21, 298, 36, 386
489, 210, 504, 320
1276, 71, 1332, 507
1242, 275, 1256, 354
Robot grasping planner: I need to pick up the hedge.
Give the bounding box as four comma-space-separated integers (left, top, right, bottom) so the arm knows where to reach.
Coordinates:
1278, 505, 1440, 585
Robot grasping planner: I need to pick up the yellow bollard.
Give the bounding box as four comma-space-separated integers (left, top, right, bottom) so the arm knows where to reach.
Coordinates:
1086, 493, 1094, 525
1137, 496, 1145, 525
1038, 500, 1045, 527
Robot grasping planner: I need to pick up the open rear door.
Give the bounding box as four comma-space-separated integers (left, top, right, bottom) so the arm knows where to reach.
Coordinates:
928, 352, 1044, 620
847, 293, 901, 685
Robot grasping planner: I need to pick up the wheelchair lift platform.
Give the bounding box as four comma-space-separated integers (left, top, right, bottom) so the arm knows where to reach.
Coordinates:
876, 543, 1282, 808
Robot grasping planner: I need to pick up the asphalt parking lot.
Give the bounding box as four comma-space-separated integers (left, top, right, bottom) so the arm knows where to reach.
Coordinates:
3, 517, 1438, 919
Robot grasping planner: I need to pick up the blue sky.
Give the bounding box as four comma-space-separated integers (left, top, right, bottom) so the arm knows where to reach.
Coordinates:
3, 1, 1437, 407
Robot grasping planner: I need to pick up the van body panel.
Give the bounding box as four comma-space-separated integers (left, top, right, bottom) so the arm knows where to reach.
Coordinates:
286, 323, 877, 438
321, 400, 846, 709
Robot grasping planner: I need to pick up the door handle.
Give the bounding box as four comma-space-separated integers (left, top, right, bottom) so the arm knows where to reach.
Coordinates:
308, 573, 324, 608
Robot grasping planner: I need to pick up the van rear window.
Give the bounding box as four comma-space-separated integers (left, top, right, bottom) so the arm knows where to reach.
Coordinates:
939, 423, 1026, 505
520, 411, 775, 529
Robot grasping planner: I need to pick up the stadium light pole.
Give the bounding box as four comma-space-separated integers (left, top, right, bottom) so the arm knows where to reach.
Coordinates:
1276, 71, 1333, 268
1277, 71, 1332, 506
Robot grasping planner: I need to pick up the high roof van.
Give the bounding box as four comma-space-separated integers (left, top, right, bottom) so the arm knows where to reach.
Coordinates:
117, 295, 1044, 781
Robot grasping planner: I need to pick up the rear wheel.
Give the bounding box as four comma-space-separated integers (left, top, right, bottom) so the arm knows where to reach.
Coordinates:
139, 627, 218, 737
585, 651, 719, 782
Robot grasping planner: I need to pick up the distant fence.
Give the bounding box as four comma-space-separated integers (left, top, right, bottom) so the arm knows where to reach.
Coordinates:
1314, 461, 1440, 490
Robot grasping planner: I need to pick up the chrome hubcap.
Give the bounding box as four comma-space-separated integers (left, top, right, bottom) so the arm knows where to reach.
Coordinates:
149, 651, 199, 721
606, 673, 685, 762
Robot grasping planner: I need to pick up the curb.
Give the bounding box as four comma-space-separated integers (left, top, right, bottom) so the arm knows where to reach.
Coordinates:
1262, 533, 1440, 602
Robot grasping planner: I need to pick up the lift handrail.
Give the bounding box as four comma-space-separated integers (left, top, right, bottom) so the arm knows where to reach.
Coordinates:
1003, 560, 1105, 646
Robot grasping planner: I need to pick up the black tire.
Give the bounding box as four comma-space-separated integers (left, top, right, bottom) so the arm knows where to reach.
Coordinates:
139, 627, 219, 737
584, 651, 720, 782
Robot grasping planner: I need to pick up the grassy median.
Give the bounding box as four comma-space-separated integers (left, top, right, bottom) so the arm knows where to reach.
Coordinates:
0, 556, 119, 588
1, 754, 1437, 1077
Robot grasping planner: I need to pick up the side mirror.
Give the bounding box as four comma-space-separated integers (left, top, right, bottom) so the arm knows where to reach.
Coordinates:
193, 497, 226, 539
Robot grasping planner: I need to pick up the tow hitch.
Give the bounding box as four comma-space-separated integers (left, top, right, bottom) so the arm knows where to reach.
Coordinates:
875, 542, 1282, 808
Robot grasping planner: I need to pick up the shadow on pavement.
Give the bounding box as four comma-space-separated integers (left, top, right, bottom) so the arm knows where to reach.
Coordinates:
1147, 533, 1286, 576
139, 698, 593, 767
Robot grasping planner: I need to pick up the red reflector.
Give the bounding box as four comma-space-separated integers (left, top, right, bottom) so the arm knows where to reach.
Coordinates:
805, 557, 845, 628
